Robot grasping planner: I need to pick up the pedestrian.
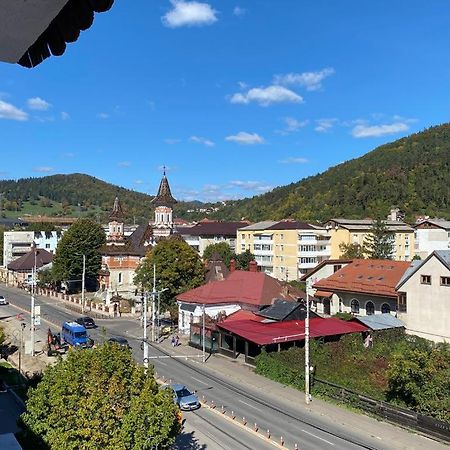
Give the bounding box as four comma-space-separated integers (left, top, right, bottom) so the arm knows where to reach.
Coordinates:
175, 335, 180, 347
171, 335, 176, 347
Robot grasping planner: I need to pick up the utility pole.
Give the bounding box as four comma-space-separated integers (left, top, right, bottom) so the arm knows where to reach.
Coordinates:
81, 254, 86, 314
19, 322, 25, 375
305, 280, 311, 405
151, 264, 156, 342
30, 253, 36, 357
143, 291, 148, 369
202, 304, 206, 363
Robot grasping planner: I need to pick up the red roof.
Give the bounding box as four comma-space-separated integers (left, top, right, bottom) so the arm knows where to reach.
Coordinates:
218, 316, 367, 345
177, 270, 303, 307
8, 248, 53, 271
313, 259, 411, 298
314, 290, 333, 298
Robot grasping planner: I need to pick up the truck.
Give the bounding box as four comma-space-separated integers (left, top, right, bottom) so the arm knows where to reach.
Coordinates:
61, 321, 93, 348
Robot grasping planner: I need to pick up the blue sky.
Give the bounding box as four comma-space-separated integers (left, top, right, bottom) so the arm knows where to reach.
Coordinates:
1, 1, 450, 202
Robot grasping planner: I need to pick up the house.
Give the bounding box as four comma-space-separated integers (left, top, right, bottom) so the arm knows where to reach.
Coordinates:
177, 219, 249, 256
300, 259, 353, 315
176, 261, 305, 335
6, 245, 53, 286
396, 250, 450, 343
414, 219, 450, 259
325, 218, 415, 261
217, 309, 368, 364
313, 259, 411, 316
236, 220, 331, 281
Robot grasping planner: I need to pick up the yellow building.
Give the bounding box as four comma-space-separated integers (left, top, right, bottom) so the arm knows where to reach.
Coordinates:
237, 220, 331, 281
325, 218, 415, 261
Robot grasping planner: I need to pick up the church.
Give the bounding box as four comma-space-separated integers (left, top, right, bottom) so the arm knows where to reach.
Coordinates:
99, 170, 177, 300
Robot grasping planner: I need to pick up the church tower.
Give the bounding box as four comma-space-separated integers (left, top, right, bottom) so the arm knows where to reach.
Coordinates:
107, 196, 125, 244
152, 167, 177, 238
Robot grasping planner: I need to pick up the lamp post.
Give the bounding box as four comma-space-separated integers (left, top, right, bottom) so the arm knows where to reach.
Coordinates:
19, 322, 25, 376
81, 254, 86, 314
30, 250, 37, 357
305, 279, 311, 405
202, 304, 206, 363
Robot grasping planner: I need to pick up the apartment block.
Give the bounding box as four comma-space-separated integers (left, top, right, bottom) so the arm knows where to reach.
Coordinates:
414, 219, 450, 259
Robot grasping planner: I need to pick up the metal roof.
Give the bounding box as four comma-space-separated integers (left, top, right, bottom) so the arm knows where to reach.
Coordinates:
239, 221, 278, 231
352, 313, 405, 330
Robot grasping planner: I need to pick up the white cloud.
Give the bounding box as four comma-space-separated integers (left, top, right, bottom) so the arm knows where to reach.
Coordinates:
0, 100, 28, 121
274, 68, 335, 91
118, 161, 131, 168
229, 180, 273, 193
97, 112, 110, 119
134, 179, 144, 185
162, 0, 218, 28
190, 135, 215, 147
230, 85, 303, 106
237, 81, 248, 89
352, 122, 410, 138
225, 131, 264, 145
27, 97, 51, 111
278, 157, 308, 164
164, 138, 181, 145
285, 117, 309, 132
315, 118, 338, 133
233, 6, 246, 17
33, 166, 54, 173
61, 111, 70, 120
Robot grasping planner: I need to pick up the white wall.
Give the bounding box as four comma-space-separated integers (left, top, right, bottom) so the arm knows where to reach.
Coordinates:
415, 228, 450, 259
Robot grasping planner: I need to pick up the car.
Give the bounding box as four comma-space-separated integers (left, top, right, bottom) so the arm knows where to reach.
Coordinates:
0, 296, 8, 306
108, 336, 131, 348
167, 384, 200, 411
158, 318, 174, 335
75, 316, 96, 329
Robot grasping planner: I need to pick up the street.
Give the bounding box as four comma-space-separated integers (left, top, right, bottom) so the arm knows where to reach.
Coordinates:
0, 284, 447, 450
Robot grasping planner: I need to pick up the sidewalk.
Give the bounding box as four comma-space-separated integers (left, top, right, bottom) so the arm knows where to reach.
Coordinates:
155, 336, 448, 450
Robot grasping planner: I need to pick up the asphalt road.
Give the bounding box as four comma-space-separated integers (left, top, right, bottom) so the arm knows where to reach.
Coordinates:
0, 284, 446, 450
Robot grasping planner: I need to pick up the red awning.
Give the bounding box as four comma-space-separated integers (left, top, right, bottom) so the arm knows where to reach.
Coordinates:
314, 290, 333, 298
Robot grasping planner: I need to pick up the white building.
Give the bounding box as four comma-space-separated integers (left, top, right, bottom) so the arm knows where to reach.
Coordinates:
414, 219, 450, 260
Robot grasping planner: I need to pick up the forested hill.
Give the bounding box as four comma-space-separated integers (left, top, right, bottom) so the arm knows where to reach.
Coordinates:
212, 123, 450, 222
0, 174, 205, 223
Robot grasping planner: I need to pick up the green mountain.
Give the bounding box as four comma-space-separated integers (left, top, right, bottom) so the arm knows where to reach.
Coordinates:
0, 173, 205, 223
212, 123, 450, 222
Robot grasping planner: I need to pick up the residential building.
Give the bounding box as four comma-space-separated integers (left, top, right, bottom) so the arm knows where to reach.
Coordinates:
237, 220, 331, 281
325, 218, 415, 261
177, 219, 249, 256
313, 259, 411, 316
414, 219, 450, 259
176, 261, 305, 335
3, 230, 62, 268
396, 250, 450, 343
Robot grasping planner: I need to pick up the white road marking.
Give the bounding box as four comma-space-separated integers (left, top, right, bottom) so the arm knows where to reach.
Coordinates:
191, 376, 209, 386
238, 399, 261, 411
302, 429, 335, 446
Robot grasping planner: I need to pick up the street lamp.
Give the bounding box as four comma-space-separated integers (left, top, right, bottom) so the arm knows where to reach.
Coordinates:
305, 279, 312, 405
73, 253, 86, 314
19, 322, 25, 376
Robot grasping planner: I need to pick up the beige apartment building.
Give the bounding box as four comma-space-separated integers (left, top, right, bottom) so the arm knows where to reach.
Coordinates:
237, 220, 331, 281
325, 218, 415, 261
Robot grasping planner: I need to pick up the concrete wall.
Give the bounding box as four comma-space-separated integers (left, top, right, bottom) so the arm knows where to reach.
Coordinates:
335, 292, 396, 316
415, 228, 450, 259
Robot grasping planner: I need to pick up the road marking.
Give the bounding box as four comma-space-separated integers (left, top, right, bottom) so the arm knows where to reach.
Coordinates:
238, 399, 261, 411
302, 429, 335, 446
191, 376, 209, 386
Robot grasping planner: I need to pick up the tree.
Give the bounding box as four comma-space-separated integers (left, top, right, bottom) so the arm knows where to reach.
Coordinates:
203, 242, 234, 268
52, 218, 106, 285
339, 242, 365, 259
0, 225, 7, 266
234, 249, 255, 270
134, 237, 204, 309
363, 219, 395, 259
19, 344, 181, 450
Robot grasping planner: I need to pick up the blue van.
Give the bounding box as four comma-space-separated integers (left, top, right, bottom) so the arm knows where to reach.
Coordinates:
61, 321, 92, 348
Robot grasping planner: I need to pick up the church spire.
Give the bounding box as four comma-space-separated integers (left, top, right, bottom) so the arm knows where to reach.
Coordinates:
109, 196, 124, 220
107, 196, 125, 244
152, 168, 177, 207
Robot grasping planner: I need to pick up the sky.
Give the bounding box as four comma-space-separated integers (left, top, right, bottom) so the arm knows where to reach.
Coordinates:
1, 1, 450, 202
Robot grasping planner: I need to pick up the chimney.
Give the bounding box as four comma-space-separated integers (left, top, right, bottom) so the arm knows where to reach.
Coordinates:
230, 259, 236, 272
249, 260, 258, 272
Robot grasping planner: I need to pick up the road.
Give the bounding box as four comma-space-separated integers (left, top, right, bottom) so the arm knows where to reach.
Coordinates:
0, 284, 447, 450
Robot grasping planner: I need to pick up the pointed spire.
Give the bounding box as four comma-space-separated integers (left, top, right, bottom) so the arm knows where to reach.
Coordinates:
152, 171, 177, 207
109, 196, 124, 221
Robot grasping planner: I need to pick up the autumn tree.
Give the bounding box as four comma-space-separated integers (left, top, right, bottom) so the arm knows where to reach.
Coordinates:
134, 237, 204, 309
19, 344, 181, 450
363, 219, 395, 260
203, 242, 234, 268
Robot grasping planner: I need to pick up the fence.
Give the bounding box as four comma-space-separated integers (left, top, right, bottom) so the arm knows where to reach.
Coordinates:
313, 377, 450, 443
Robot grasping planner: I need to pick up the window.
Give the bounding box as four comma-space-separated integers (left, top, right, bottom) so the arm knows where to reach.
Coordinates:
366, 301, 375, 315
420, 275, 431, 285
45, 244, 50, 249
381, 303, 391, 314
351, 299, 360, 314
441, 277, 450, 286
241, 244, 245, 251
333, 264, 342, 273
398, 293, 407, 313
118, 273, 122, 284
280, 234, 284, 240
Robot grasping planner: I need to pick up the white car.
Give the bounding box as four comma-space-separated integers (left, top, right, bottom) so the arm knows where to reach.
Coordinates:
0, 295, 8, 305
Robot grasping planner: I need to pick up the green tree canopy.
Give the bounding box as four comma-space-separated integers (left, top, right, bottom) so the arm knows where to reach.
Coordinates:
363, 219, 395, 259
234, 249, 255, 270
20, 344, 180, 450
203, 242, 234, 268
134, 237, 204, 309
52, 218, 106, 283
339, 242, 365, 259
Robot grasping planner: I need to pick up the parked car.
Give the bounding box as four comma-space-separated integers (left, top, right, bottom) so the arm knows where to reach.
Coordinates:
0, 296, 8, 306
159, 318, 174, 335
75, 316, 96, 329
167, 384, 200, 411
108, 336, 131, 348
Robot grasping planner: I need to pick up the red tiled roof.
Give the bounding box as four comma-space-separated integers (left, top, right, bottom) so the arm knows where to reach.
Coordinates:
177, 270, 303, 307
313, 259, 411, 298
218, 316, 367, 345
314, 290, 333, 298
8, 248, 53, 271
